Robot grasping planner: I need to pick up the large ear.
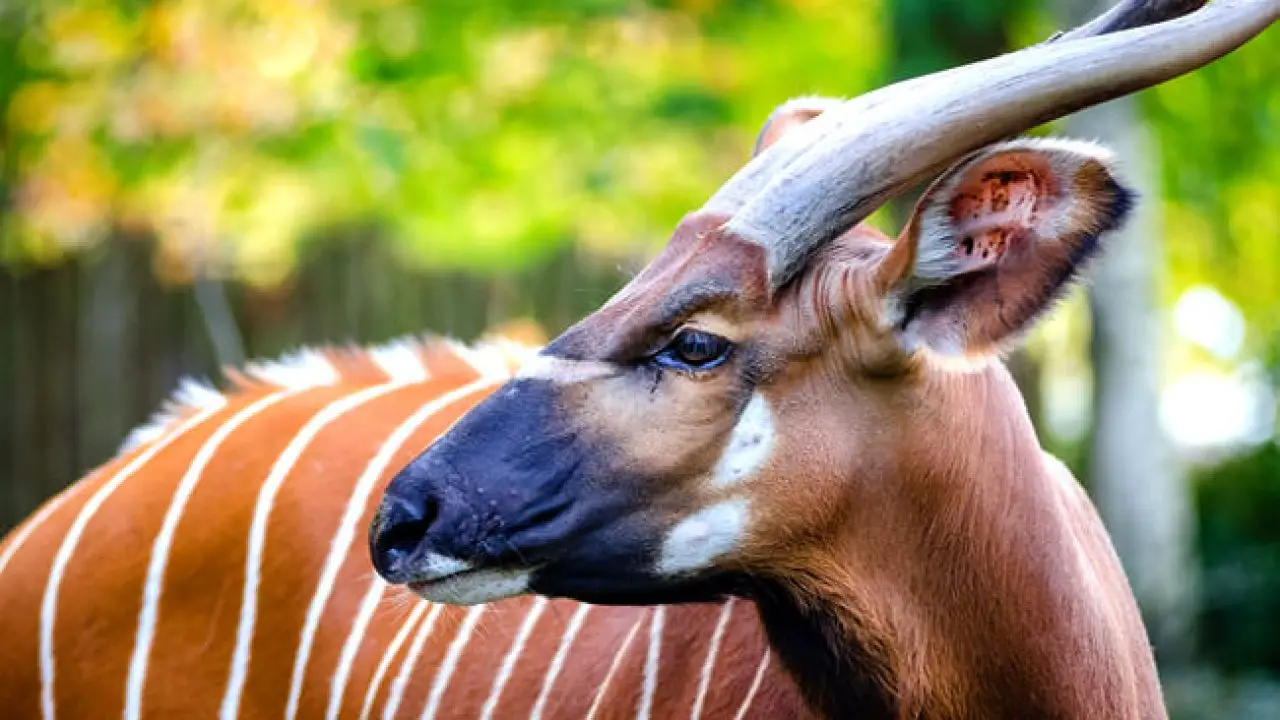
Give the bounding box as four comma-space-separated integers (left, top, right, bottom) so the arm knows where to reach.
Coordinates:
752, 96, 844, 157
877, 137, 1135, 356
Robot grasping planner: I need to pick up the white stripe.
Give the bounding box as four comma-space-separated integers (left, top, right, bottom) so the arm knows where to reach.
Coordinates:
733, 651, 771, 720
585, 612, 646, 720
219, 382, 408, 720
245, 348, 340, 389
286, 379, 498, 719
380, 603, 444, 720
126, 389, 298, 720
325, 577, 387, 720
369, 339, 431, 384
419, 604, 487, 720
0, 477, 89, 581
39, 402, 224, 720
528, 603, 592, 720
443, 339, 513, 380
637, 606, 665, 720
480, 598, 549, 720
690, 599, 736, 720
120, 377, 227, 453
360, 601, 429, 720
477, 338, 541, 370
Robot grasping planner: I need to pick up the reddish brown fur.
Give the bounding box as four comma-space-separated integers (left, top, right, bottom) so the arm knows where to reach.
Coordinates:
0, 339, 810, 719
454, 108, 1167, 719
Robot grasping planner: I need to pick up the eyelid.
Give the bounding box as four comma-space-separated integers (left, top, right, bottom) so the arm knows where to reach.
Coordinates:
634, 325, 732, 365
642, 324, 696, 357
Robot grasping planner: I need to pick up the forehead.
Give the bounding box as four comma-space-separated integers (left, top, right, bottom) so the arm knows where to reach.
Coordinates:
547, 212, 771, 361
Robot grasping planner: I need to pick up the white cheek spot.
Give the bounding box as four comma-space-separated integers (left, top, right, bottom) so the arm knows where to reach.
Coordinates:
712, 393, 775, 488
656, 499, 750, 577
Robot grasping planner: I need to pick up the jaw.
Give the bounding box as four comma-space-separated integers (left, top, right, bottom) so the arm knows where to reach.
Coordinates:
400, 551, 742, 607
528, 557, 748, 606
408, 563, 540, 605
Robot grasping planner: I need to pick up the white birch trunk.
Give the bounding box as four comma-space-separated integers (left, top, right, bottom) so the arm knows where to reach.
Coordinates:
1054, 0, 1198, 666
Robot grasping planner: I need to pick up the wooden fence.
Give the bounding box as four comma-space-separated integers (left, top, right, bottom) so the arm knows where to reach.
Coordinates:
0, 235, 627, 532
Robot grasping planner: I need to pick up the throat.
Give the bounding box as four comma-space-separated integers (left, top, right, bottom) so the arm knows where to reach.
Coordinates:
750, 579, 898, 720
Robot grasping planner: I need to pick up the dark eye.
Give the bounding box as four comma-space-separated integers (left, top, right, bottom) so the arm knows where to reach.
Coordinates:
653, 330, 732, 371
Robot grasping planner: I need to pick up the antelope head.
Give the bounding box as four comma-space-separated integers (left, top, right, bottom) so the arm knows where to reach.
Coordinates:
370, 1, 1275, 613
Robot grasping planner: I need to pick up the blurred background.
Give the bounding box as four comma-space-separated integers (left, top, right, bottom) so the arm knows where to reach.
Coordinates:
0, 0, 1276, 715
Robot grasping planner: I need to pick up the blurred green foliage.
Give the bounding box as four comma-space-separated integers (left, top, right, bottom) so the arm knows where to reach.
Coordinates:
0, 0, 885, 286
1, 0, 1275, 340
1145, 30, 1280, 343
1195, 440, 1280, 673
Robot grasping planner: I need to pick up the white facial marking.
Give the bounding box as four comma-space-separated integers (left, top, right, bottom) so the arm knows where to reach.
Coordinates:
712, 393, 775, 488
515, 354, 617, 384
411, 567, 532, 606
417, 552, 473, 580
656, 499, 750, 577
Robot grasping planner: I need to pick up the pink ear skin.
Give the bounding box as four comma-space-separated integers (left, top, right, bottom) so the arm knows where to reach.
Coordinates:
877, 138, 1135, 357
946, 164, 1045, 275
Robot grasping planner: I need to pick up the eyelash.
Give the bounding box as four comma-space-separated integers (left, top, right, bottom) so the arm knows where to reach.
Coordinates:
649, 329, 733, 373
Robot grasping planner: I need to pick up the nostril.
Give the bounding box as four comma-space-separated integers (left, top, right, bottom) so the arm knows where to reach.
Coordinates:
380, 503, 436, 555
371, 496, 439, 580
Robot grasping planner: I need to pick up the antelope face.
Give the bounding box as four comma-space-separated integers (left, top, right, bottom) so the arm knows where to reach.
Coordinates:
369, 0, 1269, 604
370, 212, 803, 605
370, 136, 1133, 607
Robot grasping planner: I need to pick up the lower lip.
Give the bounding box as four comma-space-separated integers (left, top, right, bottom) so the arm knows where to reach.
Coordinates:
407, 570, 474, 593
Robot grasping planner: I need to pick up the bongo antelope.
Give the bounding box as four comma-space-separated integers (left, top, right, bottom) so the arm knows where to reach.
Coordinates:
0, 339, 809, 718
370, 1, 1278, 718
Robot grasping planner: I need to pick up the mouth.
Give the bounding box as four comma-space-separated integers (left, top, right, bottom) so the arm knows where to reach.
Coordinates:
406, 564, 540, 605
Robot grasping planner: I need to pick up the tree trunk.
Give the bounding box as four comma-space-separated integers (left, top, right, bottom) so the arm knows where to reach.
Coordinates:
1054, 0, 1198, 668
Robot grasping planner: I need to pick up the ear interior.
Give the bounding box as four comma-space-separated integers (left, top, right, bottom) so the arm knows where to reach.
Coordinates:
880, 138, 1135, 356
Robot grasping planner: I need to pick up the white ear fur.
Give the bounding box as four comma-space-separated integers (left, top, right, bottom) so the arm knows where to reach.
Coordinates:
910, 137, 1119, 286
884, 136, 1133, 356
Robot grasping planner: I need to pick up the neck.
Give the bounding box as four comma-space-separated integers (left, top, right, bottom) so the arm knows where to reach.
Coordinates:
750, 579, 897, 720
751, 363, 1163, 719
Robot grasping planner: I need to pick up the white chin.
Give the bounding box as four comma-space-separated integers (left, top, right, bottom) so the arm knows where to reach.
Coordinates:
410, 567, 534, 605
